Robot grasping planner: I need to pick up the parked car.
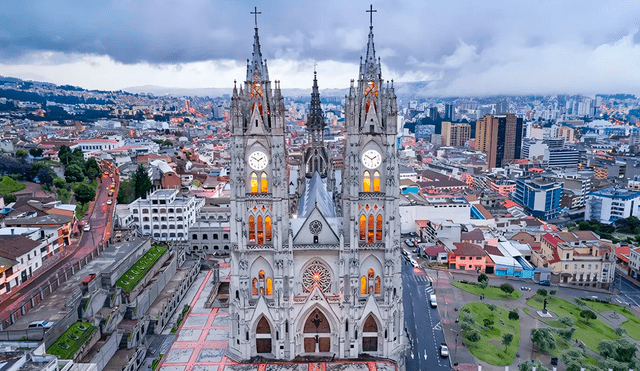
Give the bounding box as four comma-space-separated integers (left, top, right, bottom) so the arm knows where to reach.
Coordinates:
28, 321, 54, 329
410, 258, 418, 268
539, 280, 551, 286
83, 223, 91, 231
440, 343, 449, 357
430, 294, 438, 308
107, 199, 113, 205
405, 239, 413, 247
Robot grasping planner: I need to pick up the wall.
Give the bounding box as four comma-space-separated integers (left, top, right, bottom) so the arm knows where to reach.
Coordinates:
131, 253, 177, 320
101, 239, 151, 288
89, 331, 121, 371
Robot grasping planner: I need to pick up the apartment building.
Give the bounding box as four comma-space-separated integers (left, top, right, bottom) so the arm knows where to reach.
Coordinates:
629, 247, 640, 280
585, 187, 640, 224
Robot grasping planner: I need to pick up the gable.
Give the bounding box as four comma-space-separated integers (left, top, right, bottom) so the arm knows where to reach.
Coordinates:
293, 206, 339, 245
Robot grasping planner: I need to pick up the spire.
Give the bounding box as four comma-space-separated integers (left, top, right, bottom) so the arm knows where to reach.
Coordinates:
307, 70, 325, 132
362, 4, 381, 80
246, 7, 269, 82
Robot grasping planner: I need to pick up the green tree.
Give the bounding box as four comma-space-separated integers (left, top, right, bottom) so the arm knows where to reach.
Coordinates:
508, 309, 519, 321
16, 150, 28, 158
482, 318, 494, 328
84, 157, 101, 180
519, 360, 548, 371
37, 168, 53, 185
558, 317, 573, 327
502, 333, 514, 350
64, 164, 85, 183
71, 148, 85, 164
499, 283, 514, 296
53, 178, 66, 189
3, 194, 16, 204
561, 348, 588, 371
73, 183, 96, 204
537, 289, 548, 297
598, 338, 638, 363
531, 327, 556, 351
58, 145, 72, 165
615, 327, 626, 336
556, 326, 575, 342
580, 309, 597, 323
117, 179, 136, 204
29, 148, 43, 157
464, 328, 481, 342
28, 162, 53, 182
479, 280, 488, 290
134, 165, 152, 200
477, 273, 488, 283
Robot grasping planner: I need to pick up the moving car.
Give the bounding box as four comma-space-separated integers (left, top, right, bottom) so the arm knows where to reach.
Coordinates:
28, 320, 54, 329
83, 223, 91, 231
410, 258, 418, 268
107, 199, 113, 205
440, 343, 449, 358
430, 294, 438, 308
539, 280, 551, 286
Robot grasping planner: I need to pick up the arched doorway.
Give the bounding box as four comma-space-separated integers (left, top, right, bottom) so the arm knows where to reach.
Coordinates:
303, 308, 331, 353
255, 317, 272, 354
362, 314, 378, 352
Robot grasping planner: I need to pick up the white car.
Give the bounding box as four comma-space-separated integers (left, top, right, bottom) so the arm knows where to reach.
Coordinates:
410, 258, 418, 268
29, 320, 54, 329
440, 343, 449, 357
107, 199, 112, 205
83, 223, 91, 231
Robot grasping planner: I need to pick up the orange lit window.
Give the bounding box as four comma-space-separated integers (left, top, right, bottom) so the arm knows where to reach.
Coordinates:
360, 276, 367, 295
363, 171, 371, 192
260, 172, 268, 193
259, 270, 265, 294
265, 216, 272, 242
250, 173, 258, 193
257, 216, 264, 244
249, 216, 255, 242
376, 214, 383, 241
373, 171, 380, 192
375, 276, 381, 294
252, 278, 258, 296
368, 215, 374, 243
359, 215, 366, 241
368, 269, 375, 294
266, 277, 273, 296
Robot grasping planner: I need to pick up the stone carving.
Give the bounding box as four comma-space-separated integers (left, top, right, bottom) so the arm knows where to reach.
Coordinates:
275, 259, 284, 270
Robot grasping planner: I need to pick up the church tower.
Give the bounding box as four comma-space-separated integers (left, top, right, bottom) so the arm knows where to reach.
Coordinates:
228, 8, 404, 369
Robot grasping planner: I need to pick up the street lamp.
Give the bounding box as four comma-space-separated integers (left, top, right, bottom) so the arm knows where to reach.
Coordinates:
455, 332, 459, 359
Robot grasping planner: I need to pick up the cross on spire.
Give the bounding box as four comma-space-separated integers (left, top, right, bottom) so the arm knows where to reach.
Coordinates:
366, 4, 377, 28
251, 6, 261, 28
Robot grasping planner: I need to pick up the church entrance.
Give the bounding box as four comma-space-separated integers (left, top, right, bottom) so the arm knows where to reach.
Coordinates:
255, 317, 272, 354
362, 315, 378, 352
303, 309, 331, 353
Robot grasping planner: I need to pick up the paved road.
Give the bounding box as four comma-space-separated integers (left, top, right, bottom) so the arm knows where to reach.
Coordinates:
402, 258, 450, 371
0, 167, 117, 317
613, 274, 640, 307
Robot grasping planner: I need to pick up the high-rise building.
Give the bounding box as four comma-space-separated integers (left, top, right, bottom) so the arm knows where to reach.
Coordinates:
228, 11, 404, 367
429, 106, 439, 120
444, 103, 454, 121
441, 121, 471, 147
475, 114, 523, 168
512, 177, 563, 221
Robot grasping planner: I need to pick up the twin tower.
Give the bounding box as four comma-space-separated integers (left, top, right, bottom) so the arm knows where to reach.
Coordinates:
227, 6, 404, 368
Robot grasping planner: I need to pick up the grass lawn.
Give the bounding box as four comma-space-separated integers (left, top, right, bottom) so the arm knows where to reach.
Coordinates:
453, 281, 522, 300
47, 322, 97, 359
582, 299, 640, 340
459, 302, 521, 366
526, 295, 618, 351
0, 176, 25, 196
116, 245, 168, 292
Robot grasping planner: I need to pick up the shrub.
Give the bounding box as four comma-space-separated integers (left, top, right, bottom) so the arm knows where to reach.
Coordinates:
537, 289, 548, 297
550, 290, 557, 296
487, 304, 497, 311
508, 309, 519, 321
615, 327, 626, 336
556, 327, 575, 342
580, 309, 597, 323
465, 329, 481, 342
558, 317, 574, 327
483, 318, 494, 328
499, 283, 514, 295
478, 273, 488, 283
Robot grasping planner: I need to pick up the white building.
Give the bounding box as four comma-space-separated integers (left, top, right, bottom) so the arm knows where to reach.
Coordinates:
585, 187, 640, 224
399, 193, 471, 234
629, 247, 640, 280
72, 138, 123, 152
127, 188, 204, 242
0, 227, 54, 294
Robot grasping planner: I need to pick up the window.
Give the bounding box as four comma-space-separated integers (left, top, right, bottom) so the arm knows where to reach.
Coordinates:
202, 234, 208, 240
252, 270, 272, 296
213, 233, 219, 239
133, 209, 139, 214
375, 214, 382, 241
224, 233, 229, 239
152, 208, 158, 213
368, 215, 374, 243
257, 216, 264, 244
565, 264, 568, 269
359, 215, 366, 241
363, 171, 371, 192
192, 234, 197, 240
260, 172, 268, 193
360, 269, 381, 295
265, 216, 272, 242
142, 209, 149, 214
250, 173, 258, 193
373, 171, 380, 192
249, 216, 256, 242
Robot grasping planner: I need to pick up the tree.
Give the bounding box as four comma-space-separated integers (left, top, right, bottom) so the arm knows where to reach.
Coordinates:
464, 328, 481, 342
549, 290, 557, 296
537, 289, 548, 297
477, 273, 488, 283
531, 327, 556, 351
37, 168, 53, 185
502, 333, 514, 350
508, 309, 519, 321
3, 194, 16, 204
519, 360, 548, 371
71, 148, 85, 165
15, 150, 28, 158
558, 317, 574, 327
615, 327, 626, 336
74, 183, 96, 204
53, 178, 66, 189
134, 165, 152, 200
84, 157, 101, 179
479, 280, 489, 290
28, 162, 53, 182
482, 318, 494, 328
29, 148, 43, 157
58, 145, 72, 165
64, 164, 85, 183
556, 326, 575, 342
499, 283, 514, 295
117, 179, 135, 204
561, 348, 588, 371
598, 338, 638, 363
579, 309, 597, 323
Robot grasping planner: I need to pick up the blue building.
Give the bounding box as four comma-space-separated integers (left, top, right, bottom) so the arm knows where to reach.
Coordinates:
512, 177, 563, 221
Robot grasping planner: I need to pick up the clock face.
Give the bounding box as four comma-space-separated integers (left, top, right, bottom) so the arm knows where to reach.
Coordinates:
248, 151, 268, 170
362, 149, 382, 169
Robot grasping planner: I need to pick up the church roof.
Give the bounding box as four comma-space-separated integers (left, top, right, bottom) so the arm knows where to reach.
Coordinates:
246, 21, 269, 82
297, 171, 335, 218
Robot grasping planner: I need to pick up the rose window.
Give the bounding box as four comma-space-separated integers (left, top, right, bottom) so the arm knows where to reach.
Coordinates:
302, 260, 331, 293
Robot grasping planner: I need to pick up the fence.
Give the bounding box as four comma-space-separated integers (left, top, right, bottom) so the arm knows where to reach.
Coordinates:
0, 241, 108, 331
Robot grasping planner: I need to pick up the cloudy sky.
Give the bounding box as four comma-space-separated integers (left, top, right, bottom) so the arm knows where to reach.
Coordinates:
1, 0, 640, 96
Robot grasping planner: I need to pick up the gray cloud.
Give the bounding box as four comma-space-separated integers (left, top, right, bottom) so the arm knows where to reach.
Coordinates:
1, 0, 640, 94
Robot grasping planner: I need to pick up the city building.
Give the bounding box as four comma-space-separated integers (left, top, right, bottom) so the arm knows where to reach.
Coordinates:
444, 103, 454, 121
188, 205, 231, 254
227, 18, 404, 366
475, 114, 523, 168
512, 177, 563, 221
448, 242, 493, 273
585, 187, 640, 224
126, 188, 204, 242
441, 122, 471, 147
629, 247, 640, 280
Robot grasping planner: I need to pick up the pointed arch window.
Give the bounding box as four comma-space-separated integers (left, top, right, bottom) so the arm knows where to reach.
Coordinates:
249, 215, 256, 242
375, 276, 381, 294
250, 173, 258, 193
359, 215, 366, 241
260, 172, 268, 193
368, 215, 375, 243
373, 171, 380, 192
258, 270, 265, 294
376, 214, 383, 241
265, 216, 272, 242
266, 277, 273, 296
257, 216, 264, 244
360, 276, 367, 295
252, 278, 258, 296
368, 268, 375, 294
363, 171, 371, 192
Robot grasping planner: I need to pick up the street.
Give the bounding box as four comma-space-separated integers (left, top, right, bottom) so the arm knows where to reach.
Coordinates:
402, 257, 450, 371
613, 274, 640, 307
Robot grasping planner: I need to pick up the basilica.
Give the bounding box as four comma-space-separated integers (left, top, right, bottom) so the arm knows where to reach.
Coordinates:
227, 8, 404, 368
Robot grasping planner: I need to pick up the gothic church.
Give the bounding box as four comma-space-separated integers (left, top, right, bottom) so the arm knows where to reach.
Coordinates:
228, 8, 404, 367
